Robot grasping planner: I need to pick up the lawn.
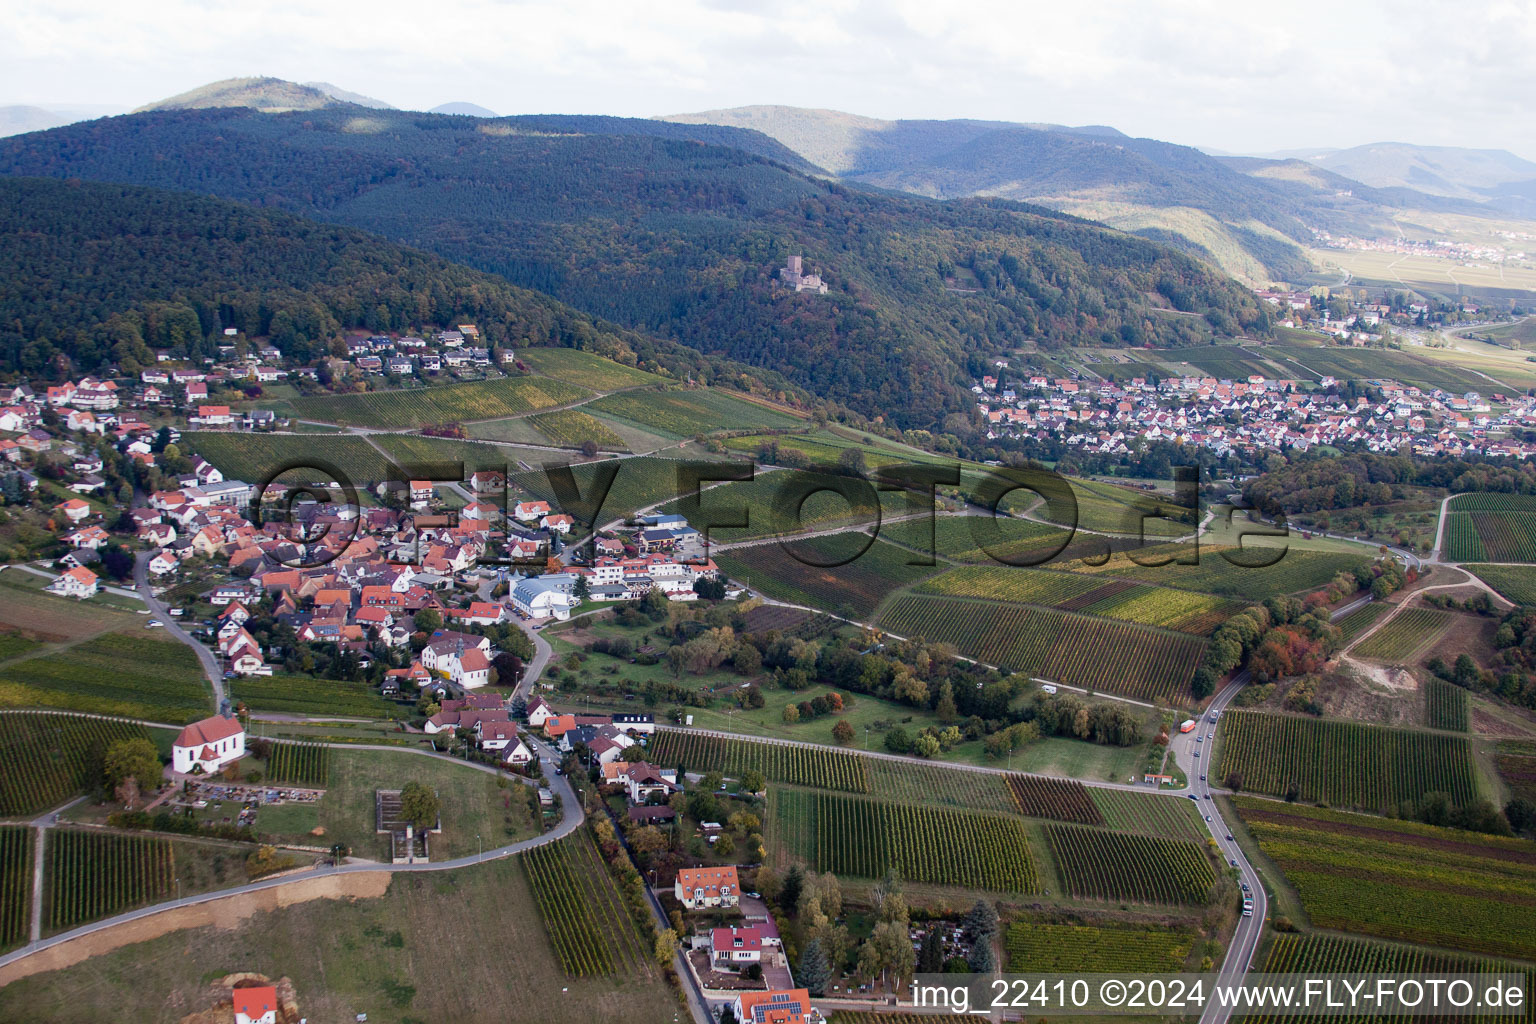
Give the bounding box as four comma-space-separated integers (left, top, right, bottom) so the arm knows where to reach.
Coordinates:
0, 853, 678, 1024
0, 573, 146, 639
253, 748, 541, 861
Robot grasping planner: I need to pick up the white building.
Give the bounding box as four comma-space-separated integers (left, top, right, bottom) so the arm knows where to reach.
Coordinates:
172, 713, 246, 774
511, 576, 575, 621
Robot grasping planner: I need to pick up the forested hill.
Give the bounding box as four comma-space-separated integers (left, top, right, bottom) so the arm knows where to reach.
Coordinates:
0, 176, 786, 391
0, 108, 1268, 428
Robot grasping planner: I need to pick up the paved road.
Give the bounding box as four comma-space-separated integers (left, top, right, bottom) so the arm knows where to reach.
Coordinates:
0, 737, 581, 973
132, 551, 225, 709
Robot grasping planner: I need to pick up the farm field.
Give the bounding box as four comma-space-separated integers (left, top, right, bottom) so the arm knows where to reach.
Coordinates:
716, 536, 944, 618
182, 431, 394, 486
263, 741, 330, 786
587, 387, 803, 439
1423, 678, 1470, 732
917, 567, 1239, 635
288, 376, 589, 428
522, 833, 654, 979
772, 787, 1039, 893
1003, 775, 1104, 824
1030, 477, 1192, 538
1059, 547, 1372, 600
0, 825, 32, 951
1005, 920, 1194, 973
1234, 797, 1536, 959
1251, 933, 1536, 1024
1495, 742, 1536, 803
1272, 342, 1498, 392
43, 828, 174, 932
0, 573, 145, 641
1217, 711, 1481, 811
1445, 495, 1536, 563
526, 409, 627, 450
516, 347, 665, 390
515, 455, 699, 527
1351, 607, 1454, 661
660, 471, 914, 544
0, 713, 151, 816
1043, 825, 1215, 904
1465, 563, 1536, 604
647, 731, 871, 793
0, 631, 210, 724
878, 514, 1074, 566
229, 673, 401, 719
866, 759, 1015, 814
1333, 602, 1388, 646
876, 594, 1205, 702
0, 854, 681, 1024
1087, 789, 1208, 842
1158, 345, 1286, 379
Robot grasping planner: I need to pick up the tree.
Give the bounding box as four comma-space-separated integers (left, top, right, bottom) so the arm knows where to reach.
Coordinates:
399, 780, 441, 831
799, 939, 831, 996
702, 770, 724, 791
630, 825, 669, 862
740, 769, 765, 794
781, 864, 804, 913
715, 832, 735, 856
572, 573, 590, 600
782, 703, 800, 724
492, 651, 525, 687
967, 940, 996, 973
913, 733, 941, 758
1225, 772, 1243, 794
103, 737, 161, 793
99, 543, 134, 580
832, 719, 855, 745
919, 927, 945, 973
962, 899, 1000, 944
654, 927, 678, 966
413, 608, 442, 634
935, 680, 957, 722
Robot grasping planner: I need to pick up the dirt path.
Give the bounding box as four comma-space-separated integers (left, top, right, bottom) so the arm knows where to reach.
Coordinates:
1341, 567, 1511, 657
0, 871, 393, 987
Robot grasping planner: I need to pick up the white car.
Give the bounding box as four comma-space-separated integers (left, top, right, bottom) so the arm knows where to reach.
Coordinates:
145, 620, 164, 628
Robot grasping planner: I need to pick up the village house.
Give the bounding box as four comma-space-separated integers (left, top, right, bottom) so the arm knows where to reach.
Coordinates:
733, 989, 821, 1024
47, 566, 99, 599
675, 865, 740, 910
232, 985, 278, 1024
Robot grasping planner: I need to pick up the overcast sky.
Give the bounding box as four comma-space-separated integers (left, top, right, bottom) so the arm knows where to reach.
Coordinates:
5, 0, 1535, 158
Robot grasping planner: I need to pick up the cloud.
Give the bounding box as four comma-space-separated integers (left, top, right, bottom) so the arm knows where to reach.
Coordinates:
0, 0, 1532, 157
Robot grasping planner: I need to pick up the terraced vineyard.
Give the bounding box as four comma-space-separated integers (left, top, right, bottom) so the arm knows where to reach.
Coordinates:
289, 376, 589, 428
44, 829, 174, 931
1005, 920, 1193, 972
1352, 607, 1454, 660
0, 713, 151, 816
1445, 495, 1536, 563
1217, 711, 1479, 811
717, 537, 943, 618
867, 759, 1015, 814
1234, 798, 1536, 959
1465, 563, 1536, 604
264, 741, 330, 786
773, 788, 1038, 892
877, 595, 1205, 702
1423, 679, 1470, 732
526, 409, 627, 450
1087, 789, 1208, 842
521, 832, 654, 979
588, 387, 802, 438
1252, 933, 1535, 1024
648, 731, 870, 792
1004, 775, 1104, 824
1043, 825, 1215, 904
0, 825, 32, 950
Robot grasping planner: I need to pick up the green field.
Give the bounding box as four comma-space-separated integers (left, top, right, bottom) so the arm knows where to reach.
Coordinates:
1333, 601, 1388, 645
588, 387, 803, 439
772, 787, 1039, 893
229, 673, 401, 719
1235, 797, 1536, 959
1059, 547, 1372, 600
879, 514, 1074, 565
877, 594, 1205, 702
1423, 678, 1470, 732
522, 832, 657, 979
1087, 788, 1208, 842
0, 632, 210, 724
647, 731, 870, 792
1005, 920, 1194, 973
1351, 607, 1454, 661
866, 759, 1016, 814
0, 825, 31, 951
289, 376, 589, 428
716, 536, 944, 618
1271, 343, 1498, 391
1465, 563, 1536, 604
1217, 710, 1481, 811
516, 347, 665, 390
